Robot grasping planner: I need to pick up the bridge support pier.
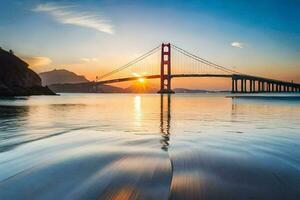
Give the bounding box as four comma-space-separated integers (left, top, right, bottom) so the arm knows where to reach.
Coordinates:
279, 85, 282, 92
231, 77, 237, 93
271, 83, 273, 92
241, 79, 244, 93
232, 78, 235, 93
158, 43, 174, 94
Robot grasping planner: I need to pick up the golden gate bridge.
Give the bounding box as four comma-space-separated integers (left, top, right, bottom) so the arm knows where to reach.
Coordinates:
90, 43, 300, 93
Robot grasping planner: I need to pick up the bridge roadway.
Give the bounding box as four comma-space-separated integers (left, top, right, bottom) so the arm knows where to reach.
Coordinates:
94, 74, 232, 85
58, 73, 300, 93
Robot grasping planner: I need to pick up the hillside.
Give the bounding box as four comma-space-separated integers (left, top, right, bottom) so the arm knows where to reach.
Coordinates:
0, 48, 55, 96
39, 69, 89, 86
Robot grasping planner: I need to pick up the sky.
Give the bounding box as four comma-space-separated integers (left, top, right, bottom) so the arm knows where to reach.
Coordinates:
0, 0, 299, 89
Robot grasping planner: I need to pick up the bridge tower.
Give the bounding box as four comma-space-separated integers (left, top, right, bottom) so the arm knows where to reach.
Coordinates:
158, 43, 174, 93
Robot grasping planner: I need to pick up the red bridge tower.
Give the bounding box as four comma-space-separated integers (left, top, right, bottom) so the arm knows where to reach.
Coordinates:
158, 43, 174, 93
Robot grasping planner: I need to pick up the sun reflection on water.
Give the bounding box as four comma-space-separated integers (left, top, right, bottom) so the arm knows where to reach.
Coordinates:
134, 96, 142, 127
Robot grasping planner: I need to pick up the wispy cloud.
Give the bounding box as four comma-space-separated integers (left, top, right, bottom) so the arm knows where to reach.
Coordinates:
33, 2, 114, 34
22, 56, 52, 67
81, 57, 99, 62
231, 42, 243, 48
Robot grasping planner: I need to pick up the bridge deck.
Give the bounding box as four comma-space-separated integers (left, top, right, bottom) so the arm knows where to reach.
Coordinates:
95, 74, 233, 85
52, 73, 300, 90
93, 73, 299, 88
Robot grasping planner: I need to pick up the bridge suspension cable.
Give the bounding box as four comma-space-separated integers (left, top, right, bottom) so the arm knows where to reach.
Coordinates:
171, 44, 241, 75
98, 43, 243, 83
99, 45, 161, 80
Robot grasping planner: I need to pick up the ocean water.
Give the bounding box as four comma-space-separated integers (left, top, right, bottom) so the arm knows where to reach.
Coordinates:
0, 93, 300, 200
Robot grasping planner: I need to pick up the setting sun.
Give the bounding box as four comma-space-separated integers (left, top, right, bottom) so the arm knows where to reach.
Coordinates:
138, 78, 145, 83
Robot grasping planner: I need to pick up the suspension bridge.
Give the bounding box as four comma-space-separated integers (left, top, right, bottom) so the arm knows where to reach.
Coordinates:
91, 43, 300, 93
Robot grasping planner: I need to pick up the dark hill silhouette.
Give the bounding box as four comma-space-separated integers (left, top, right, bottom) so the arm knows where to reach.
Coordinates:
39, 69, 89, 86
0, 48, 55, 96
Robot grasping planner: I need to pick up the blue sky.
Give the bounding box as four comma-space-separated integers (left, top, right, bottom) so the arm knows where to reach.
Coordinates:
0, 0, 299, 85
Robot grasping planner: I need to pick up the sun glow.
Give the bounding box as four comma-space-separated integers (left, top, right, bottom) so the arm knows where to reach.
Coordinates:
132, 72, 140, 77
138, 78, 145, 83
132, 72, 146, 83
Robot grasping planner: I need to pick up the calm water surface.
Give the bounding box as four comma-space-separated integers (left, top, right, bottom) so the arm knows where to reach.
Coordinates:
0, 93, 300, 200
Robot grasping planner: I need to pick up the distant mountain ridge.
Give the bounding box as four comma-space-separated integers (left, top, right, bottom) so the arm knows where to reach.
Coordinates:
0, 48, 55, 96
49, 82, 126, 93
173, 88, 208, 93
173, 88, 230, 93
39, 69, 89, 86
48, 82, 229, 94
